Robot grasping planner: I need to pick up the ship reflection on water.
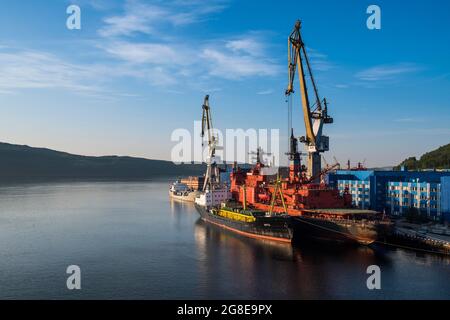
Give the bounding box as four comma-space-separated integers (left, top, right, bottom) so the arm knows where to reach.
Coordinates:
193, 218, 389, 299
169, 197, 196, 215
168, 192, 449, 300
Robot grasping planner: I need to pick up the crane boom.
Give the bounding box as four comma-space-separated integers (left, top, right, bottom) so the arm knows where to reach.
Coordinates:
285, 20, 333, 182
200, 95, 219, 191
286, 21, 315, 145
201, 95, 215, 157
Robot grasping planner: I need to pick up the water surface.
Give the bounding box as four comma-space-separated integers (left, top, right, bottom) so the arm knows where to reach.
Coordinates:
0, 181, 449, 299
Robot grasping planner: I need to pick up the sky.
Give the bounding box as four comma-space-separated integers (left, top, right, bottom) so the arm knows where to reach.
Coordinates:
0, 0, 449, 167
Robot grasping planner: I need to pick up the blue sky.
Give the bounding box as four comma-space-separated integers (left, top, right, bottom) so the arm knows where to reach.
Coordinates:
0, 0, 449, 167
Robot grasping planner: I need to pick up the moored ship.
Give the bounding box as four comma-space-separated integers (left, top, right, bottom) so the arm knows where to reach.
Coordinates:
229, 150, 391, 245
193, 94, 293, 243
194, 189, 293, 243
292, 209, 381, 245
169, 180, 200, 202
223, 20, 393, 246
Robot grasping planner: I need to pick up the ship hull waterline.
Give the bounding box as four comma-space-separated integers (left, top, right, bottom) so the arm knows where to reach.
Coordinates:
234, 202, 380, 245
194, 204, 293, 243
169, 190, 200, 203
292, 216, 378, 245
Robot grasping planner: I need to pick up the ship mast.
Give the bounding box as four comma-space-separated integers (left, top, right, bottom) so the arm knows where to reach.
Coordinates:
285, 20, 333, 183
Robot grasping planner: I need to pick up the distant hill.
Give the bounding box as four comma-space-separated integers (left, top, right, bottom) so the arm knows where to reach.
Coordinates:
0, 142, 205, 181
396, 143, 450, 170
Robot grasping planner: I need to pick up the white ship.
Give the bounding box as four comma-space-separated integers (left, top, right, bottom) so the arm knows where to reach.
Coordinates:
169, 180, 200, 202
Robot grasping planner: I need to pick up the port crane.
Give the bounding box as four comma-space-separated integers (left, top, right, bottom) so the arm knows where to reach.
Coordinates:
285, 20, 333, 183
201, 95, 220, 191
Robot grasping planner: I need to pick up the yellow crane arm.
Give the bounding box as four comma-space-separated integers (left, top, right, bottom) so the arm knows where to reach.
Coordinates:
286, 21, 315, 145
296, 49, 316, 145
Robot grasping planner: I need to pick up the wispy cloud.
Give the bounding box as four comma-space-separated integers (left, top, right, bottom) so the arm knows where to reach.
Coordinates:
98, 0, 227, 37
226, 37, 265, 56
101, 35, 281, 83
201, 46, 280, 79
394, 117, 424, 123
70, 0, 122, 11
101, 41, 186, 65
307, 48, 334, 71
355, 63, 421, 81
0, 49, 106, 93
1, 1, 280, 95
200, 33, 281, 79
99, 2, 166, 37
256, 89, 274, 95
94, 1, 280, 85
0, 46, 168, 96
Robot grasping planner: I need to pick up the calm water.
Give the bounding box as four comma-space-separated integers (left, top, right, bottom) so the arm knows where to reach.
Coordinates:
0, 181, 449, 300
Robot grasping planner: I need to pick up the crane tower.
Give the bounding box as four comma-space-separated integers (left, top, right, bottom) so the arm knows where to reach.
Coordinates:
285, 20, 333, 182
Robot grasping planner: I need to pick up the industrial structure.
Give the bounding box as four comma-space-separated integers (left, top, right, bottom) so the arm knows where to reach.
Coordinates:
224, 20, 393, 246
285, 20, 333, 182
180, 176, 205, 191
200, 95, 220, 191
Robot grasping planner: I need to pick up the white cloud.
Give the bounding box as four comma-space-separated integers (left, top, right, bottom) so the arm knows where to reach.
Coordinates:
99, 2, 166, 37
0, 49, 106, 93
145, 66, 177, 86
102, 42, 181, 65
394, 117, 424, 123
98, 0, 228, 37
201, 36, 281, 79
356, 63, 421, 81
70, 0, 121, 11
100, 34, 281, 83
0, 1, 280, 95
201, 48, 280, 79
306, 47, 334, 71
226, 37, 265, 56
0, 47, 177, 95
168, 2, 227, 26
257, 89, 274, 95
95, 0, 275, 86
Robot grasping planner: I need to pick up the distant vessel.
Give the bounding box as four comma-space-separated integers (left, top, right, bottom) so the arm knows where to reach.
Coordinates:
169, 180, 200, 202
194, 189, 293, 243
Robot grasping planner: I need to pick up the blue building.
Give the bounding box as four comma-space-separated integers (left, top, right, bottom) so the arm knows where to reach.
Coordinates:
328, 169, 450, 222
440, 176, 450, 221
